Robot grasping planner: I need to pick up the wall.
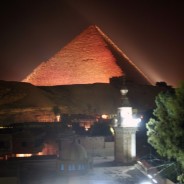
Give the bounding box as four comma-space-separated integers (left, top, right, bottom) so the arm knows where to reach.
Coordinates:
78, 136, 114, 157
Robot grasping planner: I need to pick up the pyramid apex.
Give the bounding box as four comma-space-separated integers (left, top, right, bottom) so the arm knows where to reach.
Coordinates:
81, 24, 101, 32
87, 24, 99, 28
82, 25, 102, 33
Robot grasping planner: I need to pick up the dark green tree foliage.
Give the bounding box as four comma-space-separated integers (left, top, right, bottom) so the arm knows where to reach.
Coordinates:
147, 83, 184, 182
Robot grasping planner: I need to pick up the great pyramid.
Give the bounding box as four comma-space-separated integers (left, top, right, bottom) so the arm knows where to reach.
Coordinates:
22, 25, 152, 86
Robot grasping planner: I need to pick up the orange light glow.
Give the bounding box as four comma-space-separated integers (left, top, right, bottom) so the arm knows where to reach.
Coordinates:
37, 152, 43, 156
16, 153, 32, 157
101, 114, 108, 119
56, 115, 61, 122
84, 123, 91, 130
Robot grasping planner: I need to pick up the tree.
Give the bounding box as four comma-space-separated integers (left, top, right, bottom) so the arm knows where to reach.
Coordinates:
146, 83, 184, 183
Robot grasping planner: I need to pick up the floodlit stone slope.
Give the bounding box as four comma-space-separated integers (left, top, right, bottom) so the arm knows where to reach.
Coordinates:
22, 25, 151, 86
0, 80, 54, 108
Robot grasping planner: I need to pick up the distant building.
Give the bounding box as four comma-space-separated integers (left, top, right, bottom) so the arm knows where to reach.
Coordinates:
57, 131, 92, 174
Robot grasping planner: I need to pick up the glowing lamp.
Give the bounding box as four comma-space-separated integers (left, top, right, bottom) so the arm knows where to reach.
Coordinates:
120, 88, 128, 95
56, 115, 61, 122
118, 107, 141, 127
16, 153, 32, 157
101, 114, 108, 119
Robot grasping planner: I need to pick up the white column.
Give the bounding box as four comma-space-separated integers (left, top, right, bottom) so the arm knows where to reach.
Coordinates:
114, 127, 137, 164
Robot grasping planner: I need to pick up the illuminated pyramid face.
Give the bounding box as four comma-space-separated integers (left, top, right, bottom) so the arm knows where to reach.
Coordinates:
22, 25, 151, 86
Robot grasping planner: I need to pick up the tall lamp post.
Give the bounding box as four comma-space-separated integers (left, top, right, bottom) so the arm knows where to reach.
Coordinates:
114, 84, 140, 164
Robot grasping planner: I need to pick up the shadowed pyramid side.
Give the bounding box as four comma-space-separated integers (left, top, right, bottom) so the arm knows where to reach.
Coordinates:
95, 26, 152, 85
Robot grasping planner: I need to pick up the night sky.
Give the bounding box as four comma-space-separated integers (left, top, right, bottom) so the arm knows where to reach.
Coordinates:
0, 0, 183, 87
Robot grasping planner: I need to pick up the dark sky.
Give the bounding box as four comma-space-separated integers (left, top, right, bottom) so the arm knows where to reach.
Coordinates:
0, 0, 183, 87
